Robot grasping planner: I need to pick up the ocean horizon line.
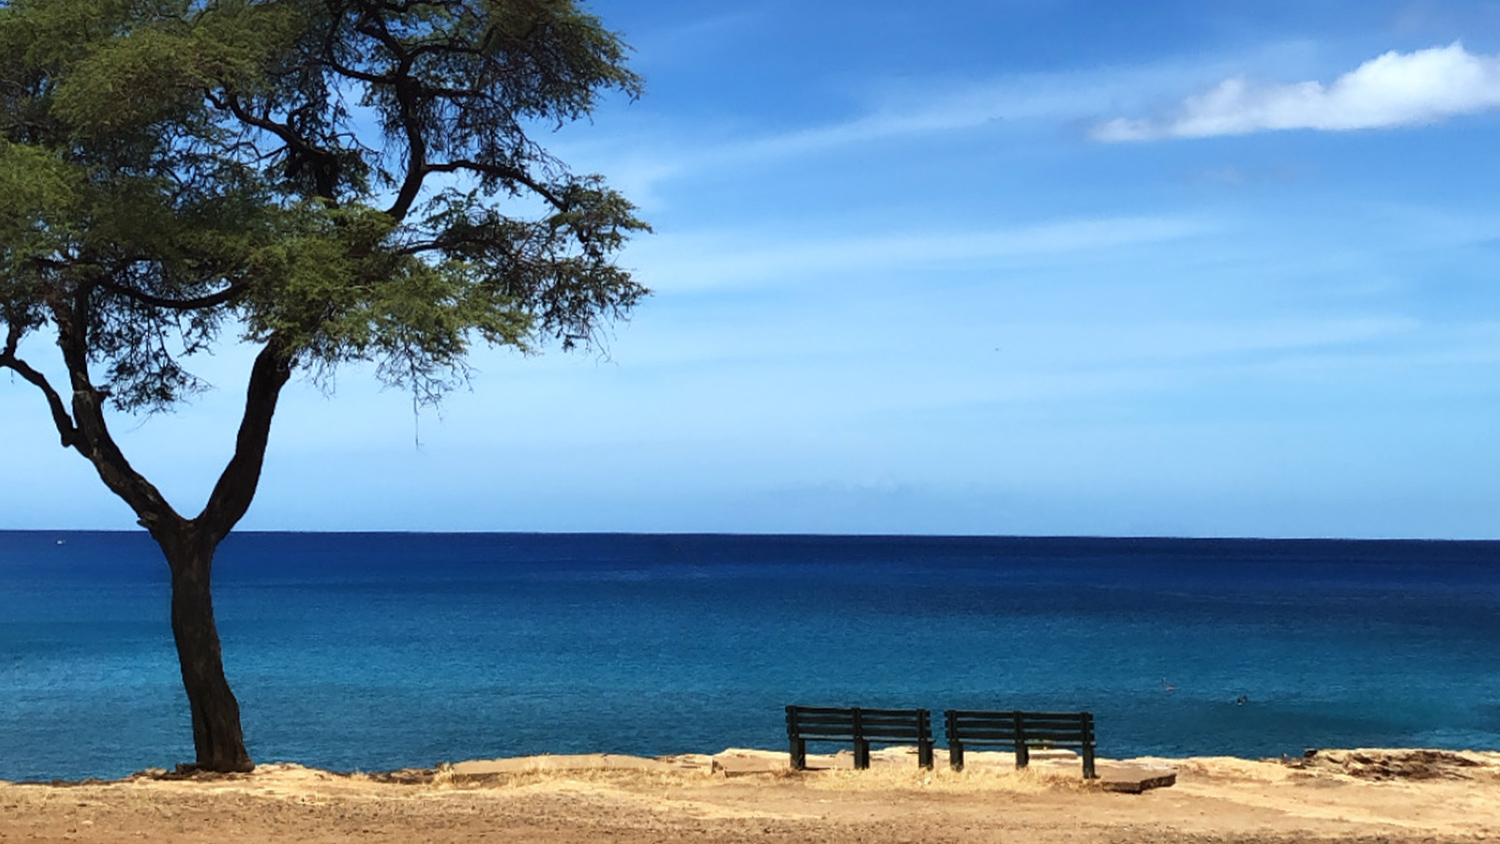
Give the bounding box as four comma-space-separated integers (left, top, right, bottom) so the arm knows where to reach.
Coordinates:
5, 528, 1500, 545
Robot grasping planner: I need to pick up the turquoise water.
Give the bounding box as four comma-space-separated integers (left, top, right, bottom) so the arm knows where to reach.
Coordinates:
2, 531, 1498, 781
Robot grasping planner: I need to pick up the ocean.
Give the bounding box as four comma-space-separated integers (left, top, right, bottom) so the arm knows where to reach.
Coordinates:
1, 531, 1498, 782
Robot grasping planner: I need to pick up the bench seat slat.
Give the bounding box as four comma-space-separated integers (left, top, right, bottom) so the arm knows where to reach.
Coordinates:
793, 708, 925, 718
796, 722, 929, 730
948, 710, 1086, 718
795, 730, 930, 740
950, 730, 1092, 741
950, 721, 1086, 729
796, 731, 931, 737
795, 728, 930, 736
957, 736, 1095, 745
948, 718, 1088, 727
798, 737, 930, 745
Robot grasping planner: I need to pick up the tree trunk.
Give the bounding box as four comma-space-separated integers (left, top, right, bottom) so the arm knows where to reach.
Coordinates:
23, 303, 292, 773
159, 530, 253, 773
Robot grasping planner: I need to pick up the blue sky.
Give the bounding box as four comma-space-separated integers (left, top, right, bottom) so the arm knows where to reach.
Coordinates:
7, 0, 1500, 537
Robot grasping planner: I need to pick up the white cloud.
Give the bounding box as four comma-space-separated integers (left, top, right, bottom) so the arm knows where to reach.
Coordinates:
1095, 42, 1500, 141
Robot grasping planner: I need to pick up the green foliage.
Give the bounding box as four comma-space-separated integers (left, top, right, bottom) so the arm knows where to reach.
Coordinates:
0, 0, 648, 412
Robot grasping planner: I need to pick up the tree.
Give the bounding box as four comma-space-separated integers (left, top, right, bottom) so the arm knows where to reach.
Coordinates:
0, 0, 647, 773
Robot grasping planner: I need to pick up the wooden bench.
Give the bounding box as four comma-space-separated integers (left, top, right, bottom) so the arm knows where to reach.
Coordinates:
944, 709, 1097, 778
785, 705, 934, 770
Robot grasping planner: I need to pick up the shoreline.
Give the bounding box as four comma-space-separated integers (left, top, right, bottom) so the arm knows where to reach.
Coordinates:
9, 744, 1492, 784
3, 747, 1497, 843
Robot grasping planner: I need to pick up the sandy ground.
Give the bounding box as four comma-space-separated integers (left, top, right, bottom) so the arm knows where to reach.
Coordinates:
2, 748, 1498, 843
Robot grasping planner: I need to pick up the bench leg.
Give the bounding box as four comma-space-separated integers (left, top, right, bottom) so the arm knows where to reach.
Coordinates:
1015, 741, 1030, 769
854, 739, 870, 770
918, 740, 933, 770
790, 737, 806, 771
949, 741, 964, 772
1083, 745, 1097, 780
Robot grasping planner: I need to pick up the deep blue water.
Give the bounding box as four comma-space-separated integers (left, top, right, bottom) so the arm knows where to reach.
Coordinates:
2, 531, 1499, 781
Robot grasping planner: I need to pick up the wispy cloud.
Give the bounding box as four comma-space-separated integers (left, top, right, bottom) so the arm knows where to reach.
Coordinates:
565, 50, 1296, 202
581, 78, 1098, 198
630, 215, 1213, 292
1094, 42, 1500, 142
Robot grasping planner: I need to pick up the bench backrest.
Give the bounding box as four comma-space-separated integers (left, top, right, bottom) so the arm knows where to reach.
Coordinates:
945, 709, 1095, 747
786, 705, 932, 742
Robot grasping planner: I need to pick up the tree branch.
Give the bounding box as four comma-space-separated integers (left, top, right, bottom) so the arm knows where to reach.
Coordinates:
424, 159, 567, 210
383, 83, 429, 221
219, 92, 342, 200
1, 321, 78, 447
49, 288, 185, 535
195, 336, 295, 544
220, 92, 304, 153
348, 5, 431, 221
325, 58, 393, 85
347, 5, 574, 220
98, 279, 243, 311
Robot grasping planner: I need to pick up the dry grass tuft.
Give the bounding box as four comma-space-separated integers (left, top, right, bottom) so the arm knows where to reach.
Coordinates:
432, 766, 709, 792
428, 763, 457, 788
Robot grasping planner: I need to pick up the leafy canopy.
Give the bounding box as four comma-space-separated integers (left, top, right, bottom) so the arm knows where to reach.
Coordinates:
0, 0, 648, 411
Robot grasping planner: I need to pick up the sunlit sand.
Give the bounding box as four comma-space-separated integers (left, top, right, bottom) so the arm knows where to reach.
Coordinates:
3, 748, 1496, 843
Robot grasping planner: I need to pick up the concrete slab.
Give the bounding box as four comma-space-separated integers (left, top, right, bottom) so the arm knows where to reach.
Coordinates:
1095, 763, 1178, 793
710, 749, 789, 776
1022, 755, 1177, 792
